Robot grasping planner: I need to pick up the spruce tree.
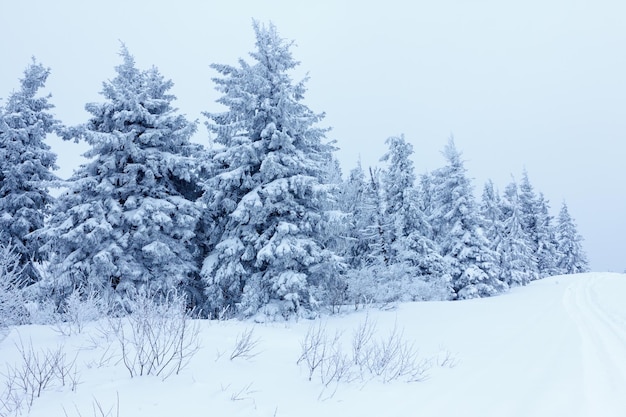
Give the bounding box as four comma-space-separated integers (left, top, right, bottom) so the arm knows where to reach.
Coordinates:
341, 166, 401, 307
535, 193, 560, 277
365, 167, 390, 266
556, 203, 589, 274
40, 47, 202, 301
517, 170, 541, 279
480, 180, 505, 279
201, 22, 342, 318
379, 135, 450, 299
515, 171, 560, 278
500, 182, 537, 286
339, 161, 378, 270
0, 60, 60, 284
403, 185, 452, 300
480, 180, 504, 255
379, 135, 416, 263
428, 138, 506, 299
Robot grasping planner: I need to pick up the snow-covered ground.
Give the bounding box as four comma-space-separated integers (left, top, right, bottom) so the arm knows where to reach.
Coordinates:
1, 272, 625, 417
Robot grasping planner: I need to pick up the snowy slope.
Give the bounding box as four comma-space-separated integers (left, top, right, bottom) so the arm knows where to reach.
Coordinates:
1, 272, 625, 417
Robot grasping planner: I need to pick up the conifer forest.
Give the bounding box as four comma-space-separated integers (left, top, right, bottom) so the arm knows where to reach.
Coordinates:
0, 22, 589, 322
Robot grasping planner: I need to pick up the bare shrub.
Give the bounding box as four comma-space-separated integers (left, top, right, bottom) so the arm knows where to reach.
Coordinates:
297, 321, 341, 382
0, 376, 25, 417
106, 289, 200, 380
320, 345, 353, 387
361, 322, 430, 382
436, 347, 460, 369
297, 322, 355, 400
298, 317, 431, 390
351, 314, 377, 369
63, 393, 120, 417
230, 328, 261, 361
229, 382, 257, 402
226, 382, 258, 411
84, 343, 116, 370
54, 288, 107, 336
0, 337, 79, 415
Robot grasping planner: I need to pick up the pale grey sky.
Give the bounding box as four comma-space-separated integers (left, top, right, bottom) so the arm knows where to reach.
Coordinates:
1, 0, 624, 271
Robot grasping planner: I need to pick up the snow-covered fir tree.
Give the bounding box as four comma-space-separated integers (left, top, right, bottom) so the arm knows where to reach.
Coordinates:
499, 181, 537, 286
201, 22, 342, 318
379, 135, 451, 299
556, 202, 589, 274
428, 138, 507, 299
403, 186, 452, 300
313, 155, 347, 312
365, 167, 390, 266
418, 173, 435, 222
379, 135, 416, 263
479, 180, 505, 278
39, 47, 203, 302
314, 155, 344, 258
338, 160, 379, 270
0, 60, 60, 284
341, 166, 399, 307
505, 171, 560, 278
534, 193, 560, 277
516, 170, 542, 279
480, 180, 504, 255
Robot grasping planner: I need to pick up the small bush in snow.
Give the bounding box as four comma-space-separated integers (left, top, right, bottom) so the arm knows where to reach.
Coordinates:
0, 337, 79, 415
351, 314, 377, 369
54, 288, 108, 336
106, 289, 200, 380
62, 393, 120, 417
22, 299, 58, 326
297, 316, 430, 390
319, 344, 353, 388
435, 347, 460, 369
229, 328, 261, 361
359, 321, 429, 383
228, 382, 258, 405
297, 321, 341, 382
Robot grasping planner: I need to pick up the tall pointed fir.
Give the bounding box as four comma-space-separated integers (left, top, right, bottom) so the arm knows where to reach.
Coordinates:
480, 180, 504, 255
480, 180, 505, 278
428, 138, 506, 299
339, 161, 378, 270
342, 166, 405, 306
379, 135, 451, 299
201, 22, 343, 318
365, 167, 390, 266
516, 170, 541, 278
379, 135, 416, 264
499, 181, 536, 286
0, 60, 60, 284
555, 203, 589, 274
40, 47, 202, 302
516, 171, 561, 278
535, 193, 559, 277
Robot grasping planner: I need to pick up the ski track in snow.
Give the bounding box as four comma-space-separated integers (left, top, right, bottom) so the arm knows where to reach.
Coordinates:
563, 273, 626, 417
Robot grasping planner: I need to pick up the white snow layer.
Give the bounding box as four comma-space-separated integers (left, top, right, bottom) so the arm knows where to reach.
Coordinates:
1, 272, 624, 416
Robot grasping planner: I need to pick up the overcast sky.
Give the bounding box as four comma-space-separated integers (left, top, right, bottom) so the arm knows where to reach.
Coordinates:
1, 0, 624, 272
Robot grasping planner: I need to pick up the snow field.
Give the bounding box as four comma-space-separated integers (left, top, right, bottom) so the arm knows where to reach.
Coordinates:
1, 272, 625, 417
